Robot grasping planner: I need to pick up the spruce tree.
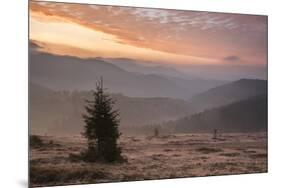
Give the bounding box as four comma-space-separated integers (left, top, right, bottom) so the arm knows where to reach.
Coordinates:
83, 78, 121, 162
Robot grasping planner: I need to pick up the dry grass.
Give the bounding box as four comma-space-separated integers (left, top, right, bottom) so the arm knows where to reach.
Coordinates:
30, 132, 267, 187
196, 147, 223, 154
220, 152, 241, 157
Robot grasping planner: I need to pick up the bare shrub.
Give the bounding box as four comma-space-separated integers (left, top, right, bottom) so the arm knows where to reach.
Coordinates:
30, 135, 44, 148
154, 128, 159, 137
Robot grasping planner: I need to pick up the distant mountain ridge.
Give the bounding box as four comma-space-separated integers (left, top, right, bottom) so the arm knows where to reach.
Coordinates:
29, 41, 225, 100
165, 94, 267, 133
188, 79, 267, 112
98, 57, 196, 80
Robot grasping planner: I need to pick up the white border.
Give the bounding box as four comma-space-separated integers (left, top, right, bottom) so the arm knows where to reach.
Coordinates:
1, 0, 281, 188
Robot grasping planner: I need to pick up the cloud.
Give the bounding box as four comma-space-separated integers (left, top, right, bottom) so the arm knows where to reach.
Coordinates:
223, 55, 240, 62
29, 39, 43, 54
29, 1, 267, 66
29, 40, 102, 58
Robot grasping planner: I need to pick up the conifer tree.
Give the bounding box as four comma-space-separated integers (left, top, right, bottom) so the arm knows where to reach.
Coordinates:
83, 77, 121, 162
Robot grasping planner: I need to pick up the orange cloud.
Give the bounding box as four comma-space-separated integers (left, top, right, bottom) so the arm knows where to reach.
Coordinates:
29, 1, 267, 66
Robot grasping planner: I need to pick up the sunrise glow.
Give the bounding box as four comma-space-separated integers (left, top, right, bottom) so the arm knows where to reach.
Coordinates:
29, 1, 267, 68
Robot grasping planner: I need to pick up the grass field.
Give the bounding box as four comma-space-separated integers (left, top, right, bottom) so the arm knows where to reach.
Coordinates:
30, 132, 267, 187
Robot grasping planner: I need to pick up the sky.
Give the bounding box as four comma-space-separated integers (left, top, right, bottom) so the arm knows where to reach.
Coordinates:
29, 1, 268, 80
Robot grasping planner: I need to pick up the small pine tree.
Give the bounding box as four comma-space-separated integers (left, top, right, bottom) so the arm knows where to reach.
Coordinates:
83, 77, 122, 162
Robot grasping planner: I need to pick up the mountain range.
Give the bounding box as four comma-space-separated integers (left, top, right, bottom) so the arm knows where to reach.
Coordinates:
189, 79, 267, 112
30, 41, 224, 100
30, 78, 267, 135
30, 83, 191, 135
165, 94, 267, 133
29, 40, 267, 135
97, 57, 196, 79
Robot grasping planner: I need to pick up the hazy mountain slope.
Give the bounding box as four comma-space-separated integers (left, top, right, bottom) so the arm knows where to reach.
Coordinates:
99, 57, 195, 79
101, 57, 226, 98
30, 52, 194, 99
166, 95, 267, 133
30, 83, 190, 135
30, 41, 224, 100
161, 75, 226, 98
30, 83, 76, 134
188, 79, 267, 112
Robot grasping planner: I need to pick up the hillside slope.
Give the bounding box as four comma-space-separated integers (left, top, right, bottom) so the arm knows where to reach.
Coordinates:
30, 83, 190, 135
189, 79, 267, 112
166, 95, 267, 133
30, 41, 224, 100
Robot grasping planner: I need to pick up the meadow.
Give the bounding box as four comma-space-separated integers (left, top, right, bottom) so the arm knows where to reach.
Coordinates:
30, 132, 267, 187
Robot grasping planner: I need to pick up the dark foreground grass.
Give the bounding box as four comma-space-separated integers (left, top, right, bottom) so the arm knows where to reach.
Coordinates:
30, 166, 107, 187
196, 147, 223, 154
